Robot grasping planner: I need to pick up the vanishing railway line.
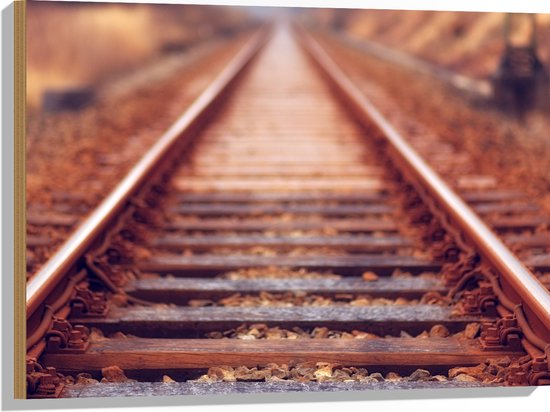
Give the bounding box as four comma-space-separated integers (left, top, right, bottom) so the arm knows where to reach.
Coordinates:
26, 25, 550, 398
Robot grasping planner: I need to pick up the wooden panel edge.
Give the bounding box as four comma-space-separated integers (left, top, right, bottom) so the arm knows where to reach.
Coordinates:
14, 0, 27, 400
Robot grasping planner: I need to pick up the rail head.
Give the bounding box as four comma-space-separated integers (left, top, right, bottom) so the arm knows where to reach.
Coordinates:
295, 26, 550, 336
26, 27, 270, 319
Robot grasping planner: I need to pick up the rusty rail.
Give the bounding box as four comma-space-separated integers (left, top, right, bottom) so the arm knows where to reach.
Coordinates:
26, 28, 269, 319
296, 26, 550, 335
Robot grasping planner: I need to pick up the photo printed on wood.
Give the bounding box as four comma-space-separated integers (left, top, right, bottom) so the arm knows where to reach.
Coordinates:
22, 0, 550, 401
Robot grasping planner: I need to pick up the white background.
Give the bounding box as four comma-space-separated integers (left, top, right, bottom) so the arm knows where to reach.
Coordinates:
1, 0, 549, 411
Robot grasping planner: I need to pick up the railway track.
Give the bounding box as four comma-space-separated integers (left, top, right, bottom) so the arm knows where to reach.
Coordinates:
25, 24, 550, 398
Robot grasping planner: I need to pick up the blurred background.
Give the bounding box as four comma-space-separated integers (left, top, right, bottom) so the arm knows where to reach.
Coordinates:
303, 9, 550, 78
26, 1, 256, 110
27, 2, 550, 114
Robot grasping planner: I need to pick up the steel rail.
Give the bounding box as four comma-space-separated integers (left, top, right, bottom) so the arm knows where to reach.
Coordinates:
26, 28, 269, 319
296, 27, 550, 333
